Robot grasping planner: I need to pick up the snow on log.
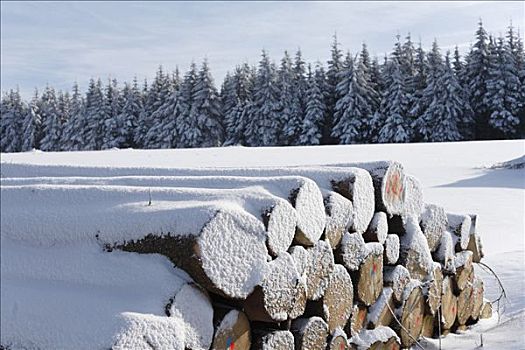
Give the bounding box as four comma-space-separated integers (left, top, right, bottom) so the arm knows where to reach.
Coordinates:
479, 300, 492, 319
2, 175, 324, 250
323, 190, 354, 248
454, 251, 474, 292
366, 287, 395, 328
289, 245, 310, 280
432, 231, 456, 275
470, 275, 484, 321
383, 265, 411, 305
350, 326, 400, 350
211, 309, 251, 350
440, 276, 457, 330
306, 240, 335, 301
402, 175, 424, 219
393, 281, 425, 348
335, 232, 367, 272
447, 213, 471, 251
165, 283, 214, 350
398, 217, 433, 281
466, 215, 485, 263
1, 185, 269, 300
419, 204, 447, 252
251, 330, 295, 350
327, 328, 349, 350
347, 303, 368, 337
383, 234, 400, 265
305, 264, 353, 333
423, 263, 443, 316
363, 212, 388, 244
243, 252, 306, 322
352, 243, 383, 306
332, 161, 406, 216
291, 316, 329, 350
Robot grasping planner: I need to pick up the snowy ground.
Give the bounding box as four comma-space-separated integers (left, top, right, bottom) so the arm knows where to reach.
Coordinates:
1, 140, 524, 349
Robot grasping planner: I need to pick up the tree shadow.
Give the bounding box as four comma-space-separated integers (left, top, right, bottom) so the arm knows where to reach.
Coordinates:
436, 168, 525, 190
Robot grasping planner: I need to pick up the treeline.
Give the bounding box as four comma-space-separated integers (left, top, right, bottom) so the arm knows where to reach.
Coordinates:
1, 21, 524, 153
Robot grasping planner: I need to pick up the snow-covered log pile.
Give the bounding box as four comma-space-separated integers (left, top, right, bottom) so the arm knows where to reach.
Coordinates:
0, 161, 493, 349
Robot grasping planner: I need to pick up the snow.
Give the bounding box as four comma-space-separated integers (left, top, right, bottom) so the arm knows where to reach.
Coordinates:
404, 174, 424, 219
1, 139, 524, 349
351, 325, 399, 349
384, 234, 400, 264
447, 212, 472, 250
366, 211, 388, 244
399, 216, 435, 280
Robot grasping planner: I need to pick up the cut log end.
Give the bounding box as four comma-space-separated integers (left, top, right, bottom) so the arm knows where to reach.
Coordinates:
263, 200, 297, 256
363, 212, 388, 244
383, 265, 411, 305
383, 234, 400, 265
322, 264, 354, 333
447, 213, 471, 251
454, 251, 474, 292
291, 316, 329, 350
252, 330, 295, 350
347, 303, 368, 337
290, 180, 327, 247
327, 329, 349, 350
480, 301, 492, 319
420, 204, 447, 252
323, 191, 353, 249
441, 276, 457, 330
211, 310, 251, 350
353, 244, 383, 306
335, 232, 366, 272
424, 263, 443, 316
395, 281, 425, 348
367, 287, 395, 329
306, 240, 335, 301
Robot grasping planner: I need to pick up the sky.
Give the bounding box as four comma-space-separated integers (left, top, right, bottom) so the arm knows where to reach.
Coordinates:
1, 1, 524, 97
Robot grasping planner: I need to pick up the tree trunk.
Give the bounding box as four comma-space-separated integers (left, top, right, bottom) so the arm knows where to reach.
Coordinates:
211, 309, 251, 350
420, 204, 447, 252
352, 243, 384, 306
243, 252, 307, 322
363, 212, 388, 244
447, 213, 471, 252
383, 265, 411, 305
440, 276, 457, 330
394, 281, 425, 348
383, 234, 400, 265
323, 190, 354, 248
251, 330, 295, 350
367, 287, 395, 328
291, 317, 329, 350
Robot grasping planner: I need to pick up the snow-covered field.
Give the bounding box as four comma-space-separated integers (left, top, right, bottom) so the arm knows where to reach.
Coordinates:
1, 140, 524, 349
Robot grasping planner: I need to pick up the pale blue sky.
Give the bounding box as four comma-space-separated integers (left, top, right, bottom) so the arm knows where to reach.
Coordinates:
1, 1, 523, 97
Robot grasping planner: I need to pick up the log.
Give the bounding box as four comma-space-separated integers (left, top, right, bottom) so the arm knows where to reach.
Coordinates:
323, 190, 354, 248
383, 265, 411, 305
402, 175, 424, 219
291, 317, 329, 350
335, 233, 367, 272
363, 212, 388, 244
398, 216, 433, 281
419, 204, 447, 252
243, 252, 306, 322
423, 263, 443, 316
251, 330, 295, 350
466, 232, 485, 263
211, 310, 251, 350
305, 264, 353, 333
383, 234, 400, 265
470, 275, 484, 322
347, 303, 368, 337
351, 326, 400, 350
3, 175, 325, 251
456, 282, 474, 326
165, 283, 214, 350
440, 276, 457, 330
327, 328, 349, 350
393, 281, 425, 348
479, 300, 492, 319
432, 231, 456, 275
306, 240, 335, 301
331, 161, 407, 216
420, 314, 436, 338
289, 245, 310, 279
366, 287, 395, 328
454, 251, 474, 292
447, 213, 471, 251
352, 243, 383, 306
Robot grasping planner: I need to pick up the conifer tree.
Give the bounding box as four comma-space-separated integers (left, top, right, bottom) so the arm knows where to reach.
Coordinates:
324, 34, 344, 144
82, 79, 107, 150
39, 86, 63, 151
277, 51, 294, 145
176, 62, 200, 148
21, 90, 41, 152
0, 89, 24, 152
285, 50, 307, 145
61, 82, 86, 151
300, 64, 326, 145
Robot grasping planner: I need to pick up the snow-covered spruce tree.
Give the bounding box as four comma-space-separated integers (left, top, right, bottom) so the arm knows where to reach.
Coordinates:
109, 78, 143, 149
247, 50, 281, 146
184, 59, 224, 147
331, 53, 376, 144
176, 62, 200, 148
506, 25, 525, 137
82, 79, 108, 150
0, 89, 25, 152
377, 58, 412, 143
276, 51, 294, 145
464, 20, 492, 139
39, 86, 63, 151
61, 82, 86, 151
143, 71, 180, 149
358, 44, 380, 141
135, 66, 170, 148
285, 50, 308, 145
20, 90, 41, 151
299, 64, 326, 145
324, 33, 344, 144
101, 79, 124, 149
485, 36, 522, 138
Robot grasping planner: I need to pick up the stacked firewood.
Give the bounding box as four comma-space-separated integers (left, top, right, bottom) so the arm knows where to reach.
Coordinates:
3, 161, 491, 349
